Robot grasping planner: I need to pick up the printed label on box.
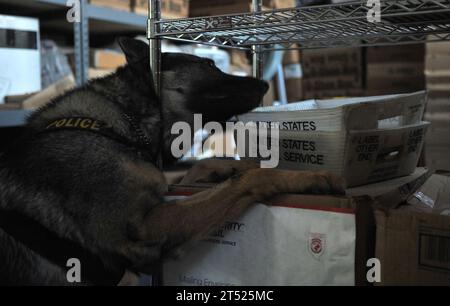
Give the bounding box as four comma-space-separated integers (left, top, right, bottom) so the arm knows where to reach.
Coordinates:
419, 226, 450, 273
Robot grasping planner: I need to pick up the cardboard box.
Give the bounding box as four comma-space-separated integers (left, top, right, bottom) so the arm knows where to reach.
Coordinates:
376, 174, 450, 285
90, 0, 131, 11
90, 49, 126, 70
237, 92, 429, 186
304, 76, 363, 99
276, 122, 429, 187
425, 92, 450, 114
283, 47, 301, 65
22, 75, 75, 110
426, 54, 450, 71
302, 48, 363, 99
366, 76, 425, 96
160, 168, 428, 286
189, 0, 264, 16
424, 113, 450, 147
132, 0, 189, 18
271, 0, 296, 9
238, 91, 427, 132
302, 48, 362, 78
426, 41, 450, 56
367, 45, 425, 63
285, 78, 303, 102
189, 0, 293, 17
262, 80, 276, 107
0, 14, 41, 102
284, 63, 303, 102
368, 63, 425, 79
366, 45, 425, 96
88, 68, 114, 79
427, 91, 450, 114
426, 71, 450, 92
425, 147, 450, 171
426, 41, 450, 71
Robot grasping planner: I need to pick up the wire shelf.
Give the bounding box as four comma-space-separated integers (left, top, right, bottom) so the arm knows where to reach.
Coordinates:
155, 0, 450, 50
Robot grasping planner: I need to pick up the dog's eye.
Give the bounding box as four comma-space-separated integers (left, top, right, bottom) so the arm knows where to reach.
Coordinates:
206, 60, 215, 68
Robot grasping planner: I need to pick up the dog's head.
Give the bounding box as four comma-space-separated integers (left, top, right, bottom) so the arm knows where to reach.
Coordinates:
119, 38, 269, 161
119, 38, 268, 120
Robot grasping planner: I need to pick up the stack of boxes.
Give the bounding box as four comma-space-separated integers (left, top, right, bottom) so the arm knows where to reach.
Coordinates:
424, 41, 450, 171
283, 47, 303, 102
89, 1, 191, 19
90, 0, 131, 11
366, 45, 425, 96
189, 0, 296, 17
302, 48, 364, 99
132, 0, 190, 18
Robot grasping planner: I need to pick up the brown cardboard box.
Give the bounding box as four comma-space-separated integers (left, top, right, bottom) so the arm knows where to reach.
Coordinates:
22, 75, 76, 109
283, 47, 301, 65
366, 45, 425, 96
366, 76, 425, 96
367, 63, 425, 79
376, 174, 450, 285
302, 47, 363, 99
168, 168, 429, 286
90, 0, 131, 11
284, 62, 303, 101
424, 110, 450, 171
426, 41, 450, 56
132, 0, 189, 18
426, 41, 450, 71
189, 0, 292, 17
90, 49, 126, 70
426, 71, 450, 92
285, 78, 303, 102
302, 48, 362, 77
190, 0, 267, 16
272, 0, 296, 9
424, 113, 450, 147
88, 68, 114, 79
426, 54, 450, 71
367, 45, 425, 63
229, 49, 251, 76
167, 187, 372, 284
303, 76, 363, 99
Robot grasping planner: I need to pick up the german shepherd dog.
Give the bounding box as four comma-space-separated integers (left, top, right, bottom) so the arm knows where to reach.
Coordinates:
0, 38, 344, 285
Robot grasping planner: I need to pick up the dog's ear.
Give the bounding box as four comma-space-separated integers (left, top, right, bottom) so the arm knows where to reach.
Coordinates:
117, 37, 148, 63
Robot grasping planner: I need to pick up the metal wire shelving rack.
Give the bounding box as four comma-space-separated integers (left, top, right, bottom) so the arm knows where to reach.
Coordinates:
146, 1, 450, 286
147, 0, 450, 91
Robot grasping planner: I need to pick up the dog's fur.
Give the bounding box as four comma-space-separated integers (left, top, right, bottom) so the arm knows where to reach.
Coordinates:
0, 38, 344, 285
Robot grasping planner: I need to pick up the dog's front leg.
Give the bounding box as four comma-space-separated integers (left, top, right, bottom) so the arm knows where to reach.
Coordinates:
133, 169, 345, 257
180, 159, 259, 184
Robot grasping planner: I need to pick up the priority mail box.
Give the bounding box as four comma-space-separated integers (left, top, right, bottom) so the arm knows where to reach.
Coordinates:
160, 168, 429, 286
236, 92, 429, 187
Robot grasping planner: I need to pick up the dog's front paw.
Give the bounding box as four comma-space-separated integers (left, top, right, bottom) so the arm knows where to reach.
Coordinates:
181, 159, 259, 184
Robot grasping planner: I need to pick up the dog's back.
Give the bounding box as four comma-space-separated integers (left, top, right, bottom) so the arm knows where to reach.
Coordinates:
0, 71, 162, 284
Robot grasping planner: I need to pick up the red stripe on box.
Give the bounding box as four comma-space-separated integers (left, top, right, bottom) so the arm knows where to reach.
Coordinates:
165, 192, 355, 215
272, 204, 355, 215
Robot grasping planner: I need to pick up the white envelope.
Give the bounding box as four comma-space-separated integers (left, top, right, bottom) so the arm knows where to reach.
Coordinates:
163, 196, 356, 286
